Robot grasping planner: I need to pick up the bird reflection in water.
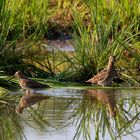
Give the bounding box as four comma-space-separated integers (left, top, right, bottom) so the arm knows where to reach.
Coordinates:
16, 91, 50, 113
87, 89, 117, 118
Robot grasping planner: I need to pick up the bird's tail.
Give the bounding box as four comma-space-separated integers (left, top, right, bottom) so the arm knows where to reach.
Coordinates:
86, 78, 96, 83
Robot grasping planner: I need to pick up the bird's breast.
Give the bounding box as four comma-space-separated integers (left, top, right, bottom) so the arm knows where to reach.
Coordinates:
19, 79, 31, 90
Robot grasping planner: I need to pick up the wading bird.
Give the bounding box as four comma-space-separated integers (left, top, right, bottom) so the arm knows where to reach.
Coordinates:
14, 71, 51, 91
86, 56, 117, 86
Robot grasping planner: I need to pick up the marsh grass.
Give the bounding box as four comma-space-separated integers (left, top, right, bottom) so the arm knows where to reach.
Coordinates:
55, 0, 140, 84
0, 0, 53, 75
0, 78, 18, 90
0, 0, 139, 85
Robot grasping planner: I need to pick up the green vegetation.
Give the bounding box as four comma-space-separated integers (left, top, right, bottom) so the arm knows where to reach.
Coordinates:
0, 0, 139, 87
0, 1, 139, 139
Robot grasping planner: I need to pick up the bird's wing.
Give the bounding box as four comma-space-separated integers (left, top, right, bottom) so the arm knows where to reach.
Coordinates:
20, 78, 49, 88
86, 69, 107, 83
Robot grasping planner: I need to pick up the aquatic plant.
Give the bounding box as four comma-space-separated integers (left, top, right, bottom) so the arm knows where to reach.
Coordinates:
56, 0, 140, 85
0, 0, 139, 86
0, 0, 52, 75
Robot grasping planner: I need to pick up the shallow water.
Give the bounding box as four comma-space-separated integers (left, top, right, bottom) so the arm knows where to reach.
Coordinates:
1, 87, 140, 140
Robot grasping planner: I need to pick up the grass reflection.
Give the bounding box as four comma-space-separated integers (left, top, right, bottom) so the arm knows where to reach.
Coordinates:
70, 89, 140, 140
17, 91, 52, 131
0, 94, 24, 140
0, 91, 51, 140
0, 88, 140, 140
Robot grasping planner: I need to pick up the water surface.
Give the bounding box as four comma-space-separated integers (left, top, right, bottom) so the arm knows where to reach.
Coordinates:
1, 87, 140, 140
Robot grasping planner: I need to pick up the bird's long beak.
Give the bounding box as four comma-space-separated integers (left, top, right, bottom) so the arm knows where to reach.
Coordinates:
7, 75, 16, 81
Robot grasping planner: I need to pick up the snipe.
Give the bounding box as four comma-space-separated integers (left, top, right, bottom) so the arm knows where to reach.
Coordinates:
14, 71, 51, 91
86, 56, 117, 86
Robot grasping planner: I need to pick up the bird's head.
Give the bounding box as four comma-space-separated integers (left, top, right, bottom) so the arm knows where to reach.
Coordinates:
14, 71, 25, 78
109, 55, 116, 62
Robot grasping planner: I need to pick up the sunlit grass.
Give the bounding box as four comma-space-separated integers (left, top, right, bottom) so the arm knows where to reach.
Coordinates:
54, 0, 139, 85
0, 0, 139, 86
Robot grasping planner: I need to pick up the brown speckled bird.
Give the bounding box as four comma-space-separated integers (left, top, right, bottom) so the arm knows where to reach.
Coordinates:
15, 71, 51, 91
86, 56, 117, 86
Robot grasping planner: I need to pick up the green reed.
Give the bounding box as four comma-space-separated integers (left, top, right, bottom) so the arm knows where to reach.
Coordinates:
56, 0, 140, 85
0, 0, 52, 75
0, 0, 139, 85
